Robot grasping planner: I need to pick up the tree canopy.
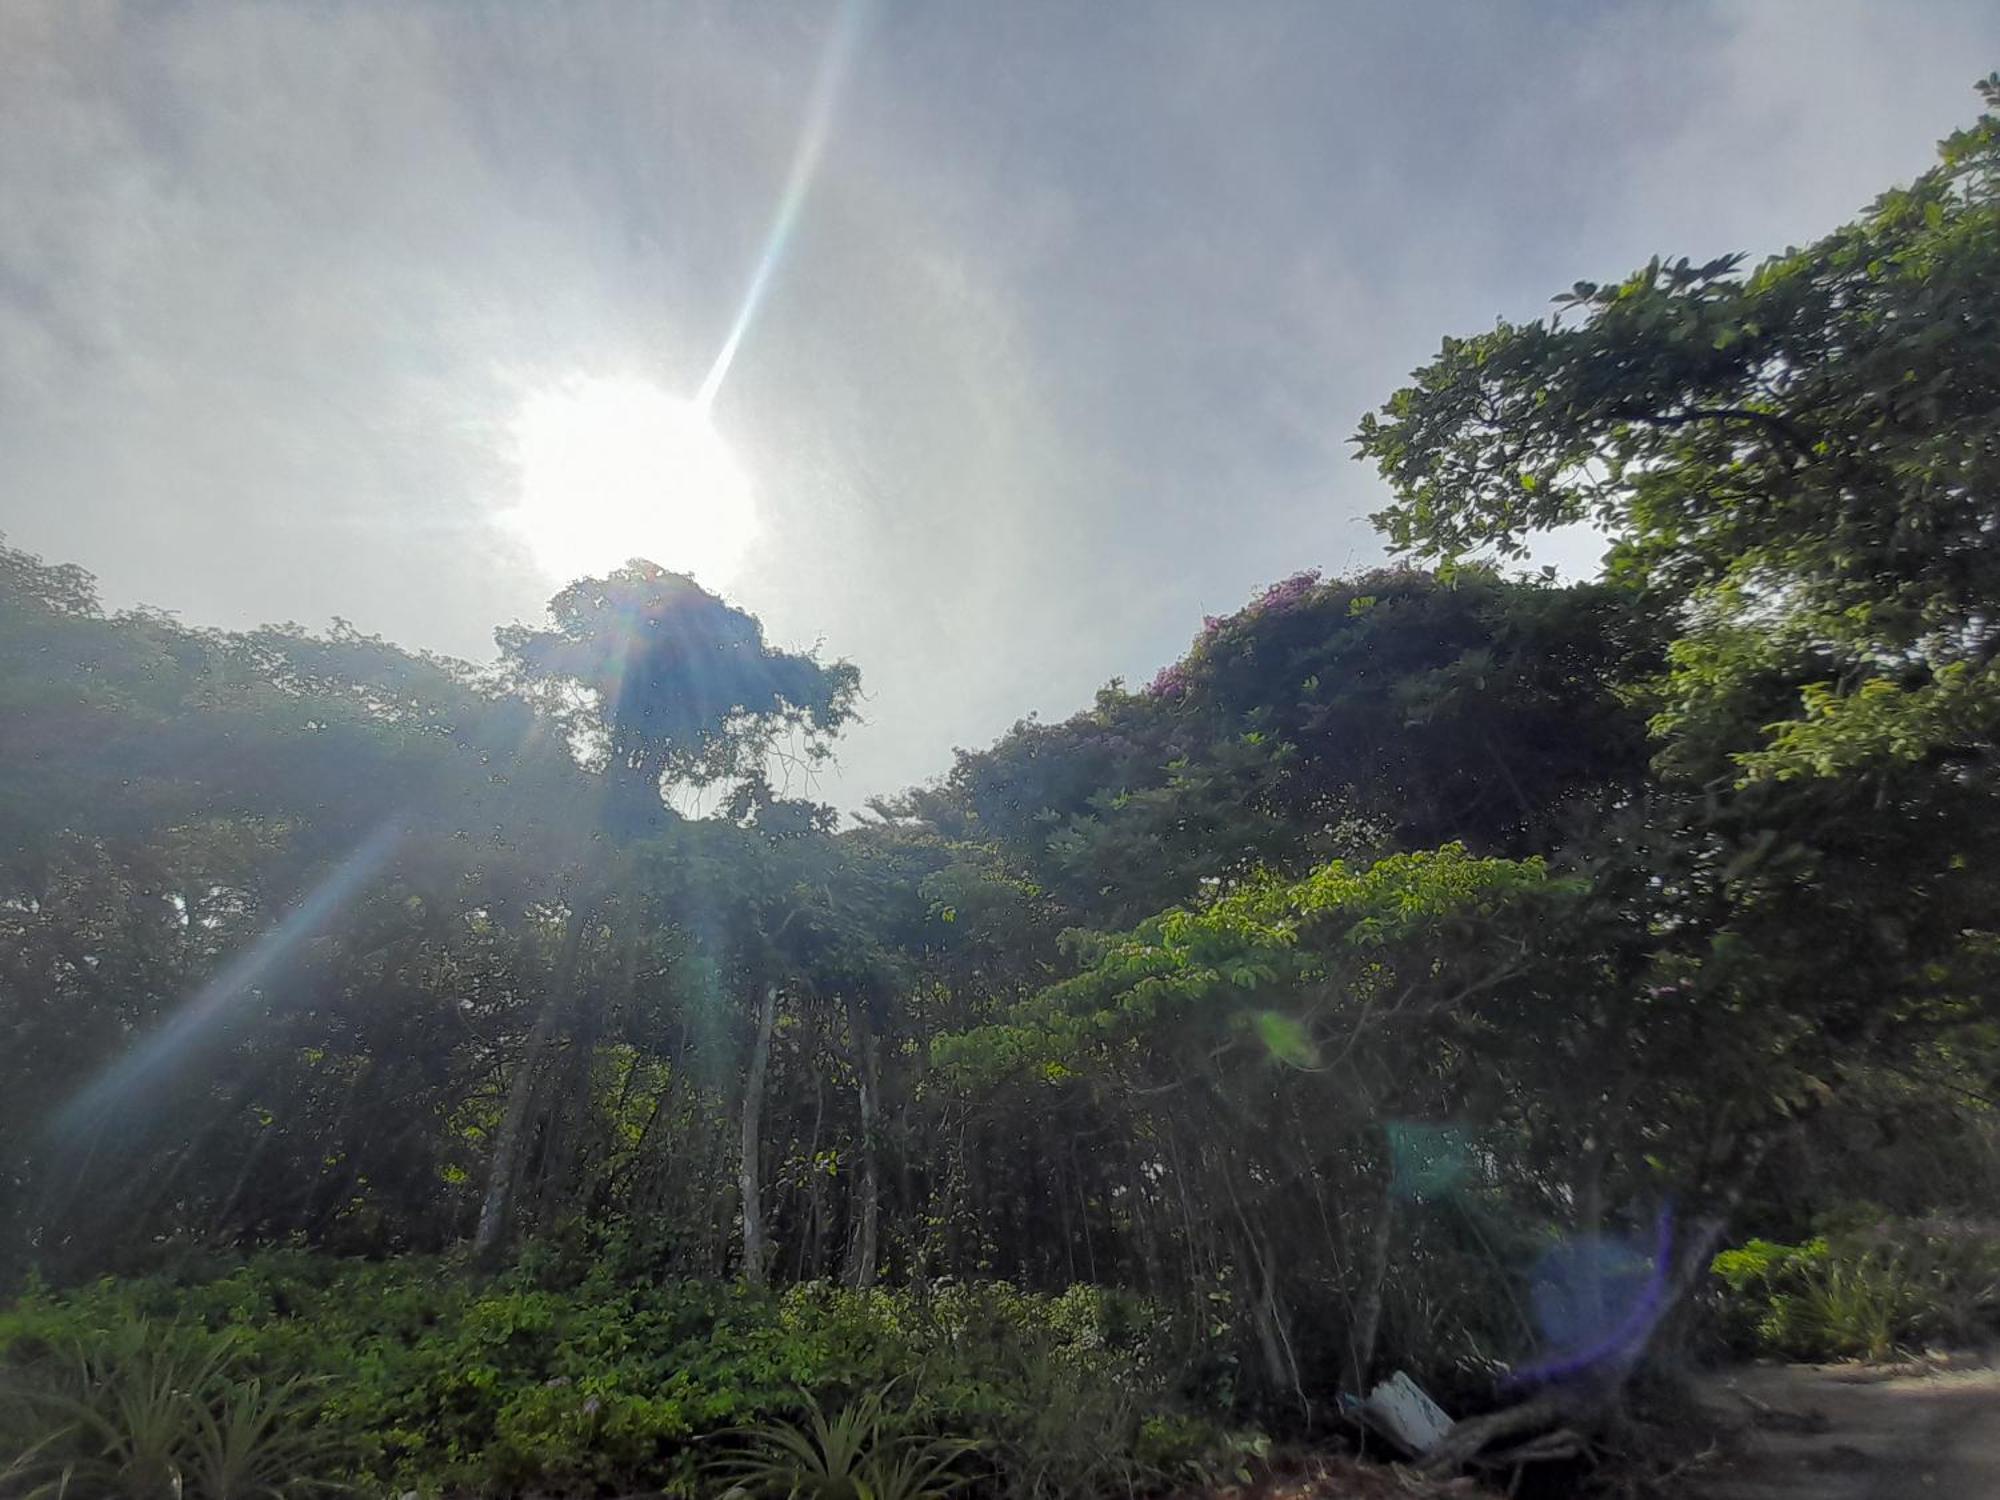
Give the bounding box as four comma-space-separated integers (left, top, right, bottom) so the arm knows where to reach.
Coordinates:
1356, 74, 2000, 790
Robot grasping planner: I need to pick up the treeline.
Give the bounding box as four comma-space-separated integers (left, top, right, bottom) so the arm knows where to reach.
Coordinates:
6, 80, 2000, 1453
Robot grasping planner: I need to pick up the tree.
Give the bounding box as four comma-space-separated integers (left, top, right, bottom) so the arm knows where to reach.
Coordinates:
0, 539, 576, 1277
929, 845, 1580, 1400
475, 563, 859, 1265
1338, 81, 2000, 1461
498, 561, 859, 821
1355, 77, 2000, 788
887, 567, 1658, 929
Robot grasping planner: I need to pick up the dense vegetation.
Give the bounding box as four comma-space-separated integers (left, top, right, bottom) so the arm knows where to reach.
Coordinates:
5, 78, 2000, 1500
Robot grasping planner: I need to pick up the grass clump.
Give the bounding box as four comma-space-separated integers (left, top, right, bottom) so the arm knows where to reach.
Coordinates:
0, 1319, 349, 1500
708, 1385, 977, 1500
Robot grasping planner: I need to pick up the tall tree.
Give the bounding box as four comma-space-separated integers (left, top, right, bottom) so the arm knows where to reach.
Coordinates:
498, 561, 859, 822
474, 562, 859, 1264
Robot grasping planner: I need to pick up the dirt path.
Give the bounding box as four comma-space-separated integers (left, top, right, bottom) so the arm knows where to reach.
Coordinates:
1689, 1360, 2000, 1499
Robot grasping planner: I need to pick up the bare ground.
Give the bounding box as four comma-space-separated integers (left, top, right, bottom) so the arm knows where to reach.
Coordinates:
1685, 1358, 2000, 1500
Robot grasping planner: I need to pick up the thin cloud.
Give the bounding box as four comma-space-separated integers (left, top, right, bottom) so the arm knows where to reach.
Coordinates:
2, 0, 1991, 810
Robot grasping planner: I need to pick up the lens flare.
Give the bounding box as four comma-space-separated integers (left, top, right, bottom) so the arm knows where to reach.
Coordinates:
52, 820, 405, 1138
696, 0, 874, 414
1510, 1203, 1677, 1386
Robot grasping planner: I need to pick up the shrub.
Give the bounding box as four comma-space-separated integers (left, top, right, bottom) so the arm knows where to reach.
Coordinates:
0, 1253, 1255, 1499
1710, 1219, 2000, 1361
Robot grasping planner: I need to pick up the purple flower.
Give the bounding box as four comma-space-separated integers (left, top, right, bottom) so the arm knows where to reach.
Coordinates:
1150, 572, 1324, 698
1251, 570, 1323, 616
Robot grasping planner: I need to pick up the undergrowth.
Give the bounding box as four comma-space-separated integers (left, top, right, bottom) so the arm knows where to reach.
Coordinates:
0, 1246, 1261, 1500
1709, 1217, 2000, 1362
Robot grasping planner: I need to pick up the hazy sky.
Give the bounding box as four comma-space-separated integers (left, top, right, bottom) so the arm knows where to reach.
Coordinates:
3, 2, 1994, 810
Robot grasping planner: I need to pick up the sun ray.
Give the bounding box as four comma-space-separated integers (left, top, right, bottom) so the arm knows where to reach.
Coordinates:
52, 820, 405, 1138
696, 0, 873, 415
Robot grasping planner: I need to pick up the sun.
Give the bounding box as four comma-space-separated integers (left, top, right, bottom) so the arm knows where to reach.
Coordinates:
508, 377, 759, 587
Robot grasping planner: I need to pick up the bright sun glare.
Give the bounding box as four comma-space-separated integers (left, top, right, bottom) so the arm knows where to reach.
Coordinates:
509, 377, 758, 588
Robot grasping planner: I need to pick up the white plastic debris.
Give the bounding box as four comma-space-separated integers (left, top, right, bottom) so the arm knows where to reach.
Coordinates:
1362, 1369, 1455, 1454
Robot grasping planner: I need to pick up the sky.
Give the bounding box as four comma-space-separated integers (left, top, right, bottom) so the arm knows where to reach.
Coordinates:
3, 1, 1995, 812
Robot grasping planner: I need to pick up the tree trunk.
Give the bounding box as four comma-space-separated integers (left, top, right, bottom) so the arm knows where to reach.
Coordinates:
625, 1016, 694, 1214
802, 1071, 826, 1279
1349, 1181, 1398, 1392
473, 1003, 560, 1266
842, 996, 881, 1289
538, 917, 630, 1220
738, 981, 779, 1286
473, 907, 588, 1267
1415, 1388, 1580, 1476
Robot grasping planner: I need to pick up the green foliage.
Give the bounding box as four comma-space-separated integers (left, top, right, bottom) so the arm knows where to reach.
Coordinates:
1358, 76, 2000, 788
0, 1319, 348, 1500
497, 560, 860, 810
889, 567, 1657, 929
707, 1386, 977, 1500
7, 83, 2000, 1491
0, 1256, 1246, 1500
1712, 1237, 1916, 1362
1711, 1220, 2000, 1361
933, 844, 1554, 1089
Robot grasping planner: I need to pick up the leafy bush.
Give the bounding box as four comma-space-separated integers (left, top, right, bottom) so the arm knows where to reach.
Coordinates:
0, 1253, 1257, 1499
1711, 1236, 1835, 1355
1710, 1219, 2000, 1361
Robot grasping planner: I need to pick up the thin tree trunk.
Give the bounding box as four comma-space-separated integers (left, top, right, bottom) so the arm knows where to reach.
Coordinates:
474, 907, 588, 1267
1220, 1156, 1304, 1410
539, 920, 628, 1219
208, 1117, 277, 1245
1349, 1181, 1397, 1393
625, 1017, 694, 1212
738, 981, 779, 1285
802, 1071, 826, 1280
842, 996, 881, 1289
473, 1003, 560, 1266
1057, 1150, 1077, 1283
1078, 1144, 1099, 1282
1132, 1148, 1163, 1294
